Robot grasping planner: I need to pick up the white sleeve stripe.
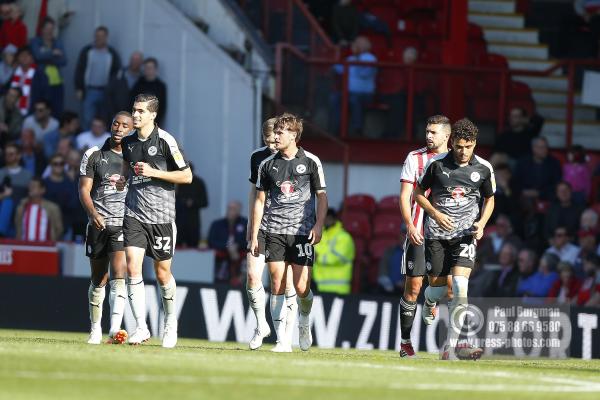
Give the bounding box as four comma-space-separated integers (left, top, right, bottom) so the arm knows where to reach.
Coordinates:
158, 128, 187, 169
305, 150, 326, 188
79, 146, 99, 176
475, 155, 496, 193
251, 146, 267, 155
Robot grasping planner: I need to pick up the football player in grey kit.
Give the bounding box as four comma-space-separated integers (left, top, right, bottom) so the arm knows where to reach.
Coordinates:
246, 117, 298, 351
250, 113, 328, 352
117, 94, 192, 348
415, 118, 495, 360
79, 111, 133, 344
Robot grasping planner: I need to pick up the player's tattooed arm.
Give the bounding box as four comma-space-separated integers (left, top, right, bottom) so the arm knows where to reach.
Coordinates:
309, 191, 328, 245
250, 190, 266, 256
79, 176, 105, 230
414, 186, 453, 231
472, 196, 495, 240
399, 181, 423, 245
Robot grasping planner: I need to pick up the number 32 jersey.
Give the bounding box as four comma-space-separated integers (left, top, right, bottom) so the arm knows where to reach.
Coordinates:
122, 126, 188, 225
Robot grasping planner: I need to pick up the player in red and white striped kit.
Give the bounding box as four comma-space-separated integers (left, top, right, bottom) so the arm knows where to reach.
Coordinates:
398, 115, 451, 358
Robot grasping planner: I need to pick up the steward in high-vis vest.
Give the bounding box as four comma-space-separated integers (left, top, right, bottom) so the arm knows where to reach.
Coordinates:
313, 209, 355, 294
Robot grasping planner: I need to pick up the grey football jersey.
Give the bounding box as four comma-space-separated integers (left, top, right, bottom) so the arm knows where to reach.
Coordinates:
79, 138, 126, 226
418, 152, 495, 240
122, 126, 188, 224
256, 147, 326, 236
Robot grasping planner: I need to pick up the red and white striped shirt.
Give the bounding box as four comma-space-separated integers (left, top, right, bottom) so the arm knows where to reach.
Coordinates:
11, 65, 36, 116
399, 147, 441, 234
21, 202, 51, 242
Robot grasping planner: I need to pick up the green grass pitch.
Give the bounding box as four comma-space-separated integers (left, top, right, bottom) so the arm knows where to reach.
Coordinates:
1, 329, 599, 400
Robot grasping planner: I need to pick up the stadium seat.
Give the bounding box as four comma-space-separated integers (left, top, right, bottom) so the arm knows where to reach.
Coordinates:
344, 194, 377, 215
377, 195, 400, 214
373, 214, 403, 238
468, 23, 484, 41
368, 237, 397, 260
342, 212, 372, 240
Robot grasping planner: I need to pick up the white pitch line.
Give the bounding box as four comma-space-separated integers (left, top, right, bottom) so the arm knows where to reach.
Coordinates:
3, 370, 600, 393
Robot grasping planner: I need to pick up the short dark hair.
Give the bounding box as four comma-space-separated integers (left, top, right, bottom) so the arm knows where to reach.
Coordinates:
30, 176, 45, 188
114, 111, 133, 120
34, 99, 51, 109
144, 57, 158, 68
8, 86, 22, 97
326, 208, 338, 219
59, 111, 79, 127
426, 115, 451, 127
451, 118, 478, 142
96, 26, 109, 35
134, 93, 159, 113
511, 107, 528, 117
16, 46, 32, 58
42, 16, 55, 27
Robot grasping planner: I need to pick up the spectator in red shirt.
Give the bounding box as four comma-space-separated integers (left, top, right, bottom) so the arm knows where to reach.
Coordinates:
0, 3, 27, 49
547, 261, 582, 304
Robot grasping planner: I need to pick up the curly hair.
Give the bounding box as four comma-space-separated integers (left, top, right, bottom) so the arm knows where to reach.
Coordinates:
451, 118, 478, 142
274, 113, 303, 142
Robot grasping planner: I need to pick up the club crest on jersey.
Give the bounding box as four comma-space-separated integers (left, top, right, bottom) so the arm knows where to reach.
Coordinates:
296, 164, 307, 174
148, 146, 158, 156
279, 180, 296, 195
447, 186, 471, 199
276, 179, 300, 202
470, 171, 481, 182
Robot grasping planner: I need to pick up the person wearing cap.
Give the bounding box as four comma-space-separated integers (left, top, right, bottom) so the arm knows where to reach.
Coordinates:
547, 261, 582, 304
0, 44, 16, 88
313, 208, 355, 294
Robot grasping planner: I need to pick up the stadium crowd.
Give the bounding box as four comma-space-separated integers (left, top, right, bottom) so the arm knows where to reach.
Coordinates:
0, 3, 175, 244
0, 0, 597, 307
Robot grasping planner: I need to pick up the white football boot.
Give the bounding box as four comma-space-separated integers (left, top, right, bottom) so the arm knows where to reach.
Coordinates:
162, 322, 178, 348
128, 327, 151, 345
298, 313, 312, 351
87, 326, 102, 345
249, 323, 271, 350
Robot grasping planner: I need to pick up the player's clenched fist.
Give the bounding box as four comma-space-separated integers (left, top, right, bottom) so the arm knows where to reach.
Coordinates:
134, 162, 156, 178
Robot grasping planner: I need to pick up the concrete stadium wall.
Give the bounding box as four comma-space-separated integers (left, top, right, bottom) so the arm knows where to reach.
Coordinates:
60, 0, 259, 237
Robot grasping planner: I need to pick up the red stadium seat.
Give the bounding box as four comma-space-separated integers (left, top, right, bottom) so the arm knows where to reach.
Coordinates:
344, 194, 377, 215
373, 214, 404, 238
342, 212, 372, 240
478, 53, 508, 69
468, 23, 484, 41
369, 238, 397, 260
377, 195, 400, 213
